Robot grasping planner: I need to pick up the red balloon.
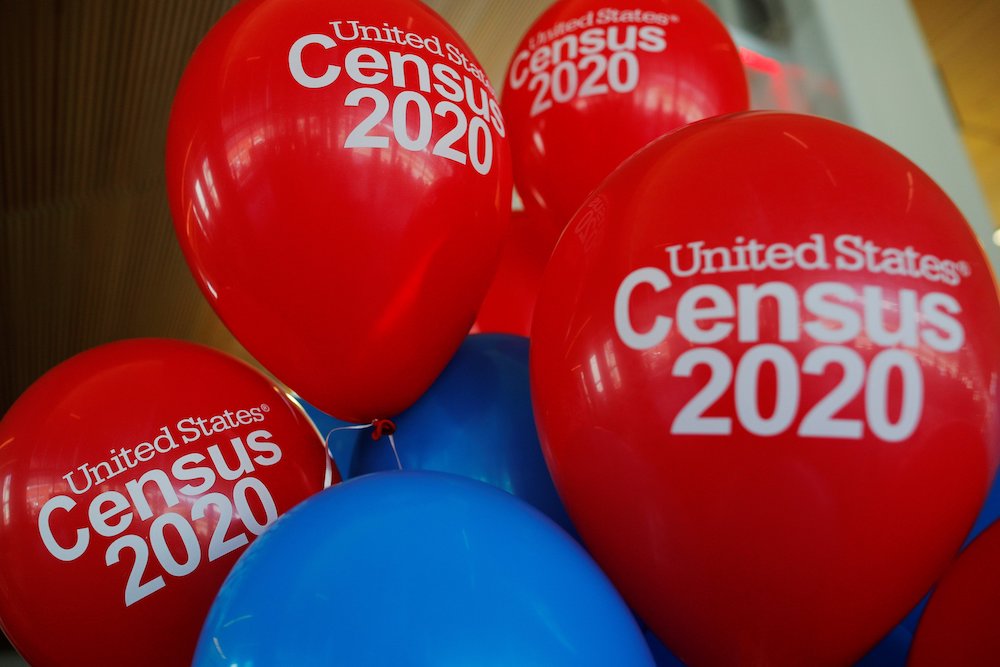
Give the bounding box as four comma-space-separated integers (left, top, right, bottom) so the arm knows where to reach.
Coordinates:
167, 0, 512, 423
473, 209, 559, 336
909, 520, 1000, 666
0, 339, 334, 666
502, 0, 748, 229
530, 112, 1000, 665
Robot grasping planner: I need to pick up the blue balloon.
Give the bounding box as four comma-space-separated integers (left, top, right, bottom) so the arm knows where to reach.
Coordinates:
352, 333, 574, 532
295, 395, 362, 477
855, 624, 912, 667
194, 472, 654, 666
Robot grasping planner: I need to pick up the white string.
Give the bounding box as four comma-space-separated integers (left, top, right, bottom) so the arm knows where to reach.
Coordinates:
324, 422, 403, 471
323, 422, 374, 451
387, 433, 402, 471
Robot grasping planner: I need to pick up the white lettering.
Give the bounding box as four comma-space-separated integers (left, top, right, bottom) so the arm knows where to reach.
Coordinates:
614, 267, 672, 350
289, 34, 341, 88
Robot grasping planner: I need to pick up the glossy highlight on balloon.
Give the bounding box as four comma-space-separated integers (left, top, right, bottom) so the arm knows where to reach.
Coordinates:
473, 209, 559, 336
194, 472, 654, 666
530, 112, 1000, 665
502, 0, 748, 229
0, 339, 333, 667
167, 0, 512, 423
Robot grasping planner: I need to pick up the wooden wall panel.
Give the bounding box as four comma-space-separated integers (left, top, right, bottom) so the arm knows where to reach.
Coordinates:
1, 1, 244, 413
0, 0, 550, 414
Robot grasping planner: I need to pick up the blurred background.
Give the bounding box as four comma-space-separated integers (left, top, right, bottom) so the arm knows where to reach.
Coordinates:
1, 0, 998, 661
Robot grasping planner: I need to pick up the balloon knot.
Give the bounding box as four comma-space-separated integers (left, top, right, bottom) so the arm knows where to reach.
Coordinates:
370, 418, 397, 441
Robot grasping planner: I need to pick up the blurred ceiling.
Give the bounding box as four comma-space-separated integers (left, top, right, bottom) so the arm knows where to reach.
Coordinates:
1, 0, 998, 416
910, 0, 1000, 230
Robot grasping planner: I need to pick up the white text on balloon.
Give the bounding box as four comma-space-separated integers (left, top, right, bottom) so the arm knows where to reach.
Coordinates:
38, 429, 284, 606
288, 22, 505, 175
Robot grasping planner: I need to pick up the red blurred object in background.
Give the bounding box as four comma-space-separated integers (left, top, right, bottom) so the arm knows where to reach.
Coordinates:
0, 339, 333, 666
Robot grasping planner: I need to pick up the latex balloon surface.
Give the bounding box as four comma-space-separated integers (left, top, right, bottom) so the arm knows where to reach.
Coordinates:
193, 472, 653, 666
0, 339, 333, 667
966, 466, 1000, 546
502, 0, 748, 228
856, 470, 1000, 662
473, 209, 559, 336
167, 0, 512, 422
908, 519, 1000, 666
353, 334, 573, 532
530, 112, 1000, 665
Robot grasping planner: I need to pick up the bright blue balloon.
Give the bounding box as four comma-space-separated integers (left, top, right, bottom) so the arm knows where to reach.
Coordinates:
296, 395, 362, 477
352, 333, 574, 532
194, 472, 654, 667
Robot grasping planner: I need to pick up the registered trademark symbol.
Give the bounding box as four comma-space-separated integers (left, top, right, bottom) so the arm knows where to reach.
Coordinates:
260, 403, 270, 412
958, 261, 972, 277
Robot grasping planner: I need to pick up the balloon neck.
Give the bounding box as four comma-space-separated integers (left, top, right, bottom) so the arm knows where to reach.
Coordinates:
370, 418, 397, 441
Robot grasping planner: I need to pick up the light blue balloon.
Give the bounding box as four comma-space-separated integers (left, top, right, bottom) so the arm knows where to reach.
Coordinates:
194, 472, 654, 667
352, 333, 575, 533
